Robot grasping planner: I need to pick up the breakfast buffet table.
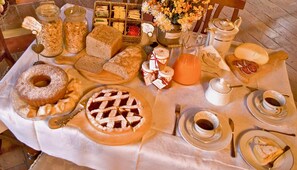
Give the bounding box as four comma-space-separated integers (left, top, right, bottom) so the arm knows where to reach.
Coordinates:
1, 40, 297, 170
1, 5, 297, 170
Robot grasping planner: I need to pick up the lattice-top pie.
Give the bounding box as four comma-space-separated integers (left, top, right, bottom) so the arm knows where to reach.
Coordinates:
86, 88, 145, 133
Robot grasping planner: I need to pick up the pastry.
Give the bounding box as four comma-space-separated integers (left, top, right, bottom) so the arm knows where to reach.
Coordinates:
113, 6, 125, 19
93, 18, 109, 26
128, 9, 140, 20
15, 64, 68, 107
103, 46, 143, 79
95, 5, 109, 18
250, 136, 284, 165
86, 24, 123, 60
86, 88, 145, 133
112, 22, 125, 34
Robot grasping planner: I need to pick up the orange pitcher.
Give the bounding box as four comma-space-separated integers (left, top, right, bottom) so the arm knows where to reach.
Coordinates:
173, 53, 201, 85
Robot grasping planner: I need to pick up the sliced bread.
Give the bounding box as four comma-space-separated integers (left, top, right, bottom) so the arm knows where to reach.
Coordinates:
103, 46, 143, 79
74, 54, 106, 74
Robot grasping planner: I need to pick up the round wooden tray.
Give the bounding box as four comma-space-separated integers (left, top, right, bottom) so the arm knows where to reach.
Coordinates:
66, 85, 152, 146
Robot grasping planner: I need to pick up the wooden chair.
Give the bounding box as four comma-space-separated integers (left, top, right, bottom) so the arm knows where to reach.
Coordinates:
193, 0, 246, 33
0, 29, 16, 67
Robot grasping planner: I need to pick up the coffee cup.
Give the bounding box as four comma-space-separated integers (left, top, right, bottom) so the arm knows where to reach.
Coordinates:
262, 90, 286, 115
193, 111, 220, 138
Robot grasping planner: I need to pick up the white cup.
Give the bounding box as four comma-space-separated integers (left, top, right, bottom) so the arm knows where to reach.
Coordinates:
193, 111, 220, 138
262, 90, 286, 115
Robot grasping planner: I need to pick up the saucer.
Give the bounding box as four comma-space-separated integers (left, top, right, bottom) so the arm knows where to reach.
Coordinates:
239, 130, 293, 170
178, 107, 231, 151
246, 90, 294, 126
254, 97, 287, 120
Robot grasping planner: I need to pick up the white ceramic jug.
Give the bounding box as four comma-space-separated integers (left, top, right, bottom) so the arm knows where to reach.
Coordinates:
205, 78, 232, 106
206, 17, 242, 58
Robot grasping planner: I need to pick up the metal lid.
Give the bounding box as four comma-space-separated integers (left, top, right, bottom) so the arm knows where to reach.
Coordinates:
212, 18, 235, 31
209, 78, 231, 94
36, 3, 60, 21
64, 5, 86, 18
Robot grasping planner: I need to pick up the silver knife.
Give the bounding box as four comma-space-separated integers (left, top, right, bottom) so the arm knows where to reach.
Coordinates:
229, 118, 236, 157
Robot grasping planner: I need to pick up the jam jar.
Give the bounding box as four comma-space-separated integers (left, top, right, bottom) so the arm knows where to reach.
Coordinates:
35, 3, 63, 57
64, 5, 88, 54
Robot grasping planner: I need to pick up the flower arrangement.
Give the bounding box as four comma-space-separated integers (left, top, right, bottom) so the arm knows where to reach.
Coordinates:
142, 0, 211, 32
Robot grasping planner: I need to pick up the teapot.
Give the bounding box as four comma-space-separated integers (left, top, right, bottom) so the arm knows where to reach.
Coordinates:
206, 17, 242, 58
205, 78, 232, 106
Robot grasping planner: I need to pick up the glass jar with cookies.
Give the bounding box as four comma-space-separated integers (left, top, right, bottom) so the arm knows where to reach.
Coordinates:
64, 5, 88, 54
35, 2, 63, 57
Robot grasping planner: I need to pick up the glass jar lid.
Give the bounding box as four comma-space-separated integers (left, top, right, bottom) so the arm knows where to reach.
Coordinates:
64, 5, 86, 19
36, 3, 60, 21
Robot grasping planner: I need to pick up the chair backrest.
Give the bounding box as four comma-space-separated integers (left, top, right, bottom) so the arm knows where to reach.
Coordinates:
193, 0, 246, 33
0, 30, 15, 67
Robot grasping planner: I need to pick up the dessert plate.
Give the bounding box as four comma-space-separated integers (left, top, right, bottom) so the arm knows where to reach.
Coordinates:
246, 90, 294, 126
178, 107, 231, 151
239, 130, 293, 170
10, 78, 83, 121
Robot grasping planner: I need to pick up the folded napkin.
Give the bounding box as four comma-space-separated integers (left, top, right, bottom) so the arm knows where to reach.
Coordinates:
136, 129, 250, 170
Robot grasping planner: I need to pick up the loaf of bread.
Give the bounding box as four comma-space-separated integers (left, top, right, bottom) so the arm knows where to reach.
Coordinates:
251, 136, 284, 165
234, 43, 269, 65
103, 46, 143, 79
74, 54, 106, 74
86, 25, 122, 60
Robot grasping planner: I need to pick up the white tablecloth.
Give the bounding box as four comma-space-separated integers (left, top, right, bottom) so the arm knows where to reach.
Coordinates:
1, 41, 296, 169
1, 4, 296, 170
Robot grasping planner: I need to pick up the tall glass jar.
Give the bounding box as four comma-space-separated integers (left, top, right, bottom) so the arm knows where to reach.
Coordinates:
64, 5, 88, 54
35, 3, 63, 57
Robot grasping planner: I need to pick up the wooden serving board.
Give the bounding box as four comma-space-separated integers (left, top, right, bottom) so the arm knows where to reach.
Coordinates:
55, 50, 138, 85
66, 85, 152, 146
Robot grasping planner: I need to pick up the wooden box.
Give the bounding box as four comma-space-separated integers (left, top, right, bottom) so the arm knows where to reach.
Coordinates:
93, 1, 142, 44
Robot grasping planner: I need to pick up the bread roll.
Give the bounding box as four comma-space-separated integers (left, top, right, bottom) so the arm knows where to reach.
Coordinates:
103, 46, 143, 79
234, 43, 269, 65
86, 25, 122, 60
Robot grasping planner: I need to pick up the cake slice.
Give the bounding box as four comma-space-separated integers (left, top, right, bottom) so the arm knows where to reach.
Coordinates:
251, 136, 284, 165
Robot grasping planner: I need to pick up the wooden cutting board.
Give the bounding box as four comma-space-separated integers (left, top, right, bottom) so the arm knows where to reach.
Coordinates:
55, 49, 139, 85
226, 50, 288, 84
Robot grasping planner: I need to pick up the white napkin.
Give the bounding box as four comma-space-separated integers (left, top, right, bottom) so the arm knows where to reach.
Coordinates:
136, 129, 250, 170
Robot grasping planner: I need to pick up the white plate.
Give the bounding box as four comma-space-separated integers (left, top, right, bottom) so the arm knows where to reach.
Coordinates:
239, 130, 293, 170
246, 90, 294, 126
178, 107, 231, 151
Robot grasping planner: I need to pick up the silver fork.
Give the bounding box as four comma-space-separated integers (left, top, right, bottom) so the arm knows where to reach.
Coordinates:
172, 104, 181, 136
264, 145, 290, 169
